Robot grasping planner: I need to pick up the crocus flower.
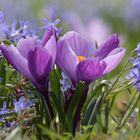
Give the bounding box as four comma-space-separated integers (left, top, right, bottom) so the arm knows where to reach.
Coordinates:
0, 28, 56, 90
57, 31, 125, 86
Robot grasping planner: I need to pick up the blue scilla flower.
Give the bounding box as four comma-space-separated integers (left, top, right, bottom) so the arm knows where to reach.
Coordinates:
127, 43, 140, 91
0, 101, 7, 115
0, 77, 3, 81
0, 101, 14, 116
41, 18, 62, 37
135, 42, 140, 54
0, 12, 4, 23
0, 12, 37, 42
60, 72, 71, 92
13, 96, 33, 113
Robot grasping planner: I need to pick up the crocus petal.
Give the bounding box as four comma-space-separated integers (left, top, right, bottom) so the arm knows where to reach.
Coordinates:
28, 47, 52, 85
102, 48, 126, 74
94, 34, 119, 60
44, 36, 56, 64
57, 39, 78, 85
0, 44, 35, 83
107, 47, 124, 56
76, 58, 106, 83
61, 31, 95, 57
41, 28, 55, 46
17, 37, 36, 59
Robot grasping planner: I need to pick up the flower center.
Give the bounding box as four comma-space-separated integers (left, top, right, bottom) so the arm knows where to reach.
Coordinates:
77, 55, 86, 62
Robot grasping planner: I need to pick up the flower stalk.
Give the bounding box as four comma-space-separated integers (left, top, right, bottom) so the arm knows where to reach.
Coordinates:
40, 88, 54, 121
73, 85, 89, 134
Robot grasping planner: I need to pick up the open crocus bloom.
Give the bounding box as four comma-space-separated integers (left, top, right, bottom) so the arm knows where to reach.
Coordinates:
57, 31, 125, 86
0, 29, 56, 90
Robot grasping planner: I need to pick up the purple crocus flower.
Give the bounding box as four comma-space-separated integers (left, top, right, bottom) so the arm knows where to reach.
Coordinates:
57, 31, 125, 86
0, 28, 56, 90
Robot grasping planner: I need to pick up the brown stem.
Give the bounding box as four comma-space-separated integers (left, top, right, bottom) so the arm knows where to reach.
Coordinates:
43, 91, 54, 120
38, 87, 54, 120
64, 88, 75, 113
73, 86, 89, 134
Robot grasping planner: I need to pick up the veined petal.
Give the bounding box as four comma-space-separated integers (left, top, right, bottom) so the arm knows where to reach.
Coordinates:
0, 44, 35, 83
61, 31, 95, 57
28, 47, 52, 84
76, 58, 106, 82
17, 36, 36, 59
102, 48, 126, 74
57, 39, 78, 85
94, 34, 119, 60
41, 28, 54, 46
44, 35, 56, 64
106, 47, 123, 56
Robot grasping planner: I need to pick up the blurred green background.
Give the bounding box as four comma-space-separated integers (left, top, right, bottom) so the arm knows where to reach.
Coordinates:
1, 0, 139, 76
0, 0, 140, 51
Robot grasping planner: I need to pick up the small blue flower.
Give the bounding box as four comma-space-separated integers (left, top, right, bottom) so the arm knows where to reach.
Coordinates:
0, 13, 37, 42
60, 72, 71, 92
0, 77, 3, 81
41, 18, 62, 37
0, 101, 7, 115
127, 44, 140, 91
0, 12, 4, 23
13, 96, 33, 113
135, 43, 140, 55
0, 101, 14, 116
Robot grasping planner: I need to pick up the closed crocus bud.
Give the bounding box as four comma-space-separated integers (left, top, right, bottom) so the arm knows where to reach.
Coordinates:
0, 29, 57, 90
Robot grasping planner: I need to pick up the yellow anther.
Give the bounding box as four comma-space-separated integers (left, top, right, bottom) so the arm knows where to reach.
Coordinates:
77, 56, 86, 62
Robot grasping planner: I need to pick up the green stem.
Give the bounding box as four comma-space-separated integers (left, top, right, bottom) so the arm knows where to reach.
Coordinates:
110, 84, 133, 94
116, 92, 140, 130
124, 65, 135, 71
112, 80, 129, 90
87, 91, 105, 125
40, 94, 51, 123
104, 102, 109, 133
105, 52, 134, 97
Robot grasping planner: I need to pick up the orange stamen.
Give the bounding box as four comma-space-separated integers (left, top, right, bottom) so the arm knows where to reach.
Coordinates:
77, 56, 86, 62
